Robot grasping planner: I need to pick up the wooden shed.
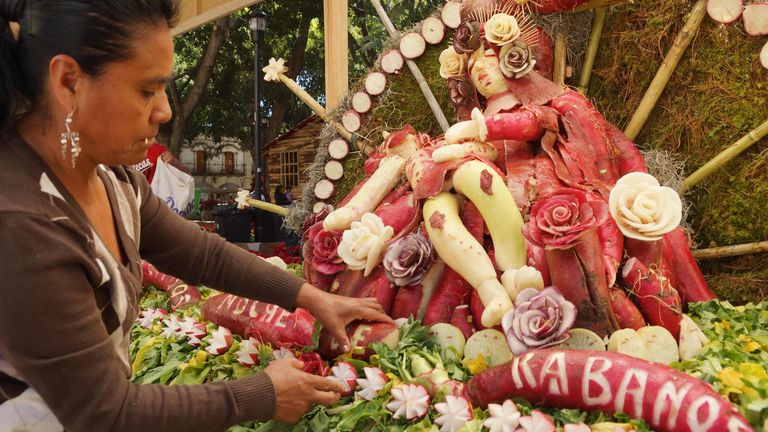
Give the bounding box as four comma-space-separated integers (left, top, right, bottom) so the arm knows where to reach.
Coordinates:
263, 115, 324, 201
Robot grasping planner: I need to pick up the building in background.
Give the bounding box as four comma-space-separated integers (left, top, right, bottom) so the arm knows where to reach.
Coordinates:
179, 136, 254, 205
262, 116, 323, 200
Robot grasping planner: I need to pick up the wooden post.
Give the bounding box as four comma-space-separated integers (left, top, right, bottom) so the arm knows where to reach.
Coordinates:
680, 118, 768, 193
623, 0, 707, 141
578, 7, 607, 93
567, 0, 629, 14
324, 0, 349, 110
553, 33, 567, 86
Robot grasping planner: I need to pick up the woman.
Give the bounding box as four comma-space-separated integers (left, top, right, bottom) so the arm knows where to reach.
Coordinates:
0, 1, 389, 431
274, 184, 289, 206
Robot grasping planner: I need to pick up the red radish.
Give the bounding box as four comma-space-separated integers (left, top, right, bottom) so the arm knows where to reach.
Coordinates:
390, 261, 445, 320
351, 91, 372, 113
271, 347, 295, 361
201, 294, 316, 348
460, 200, 485, 244
609, 288, 646, 330
364, 152, 386, 176
327, 362, 358, 396
180, 317, 207, 341
434, 395, 473, 432
318, 321, 399, 360
661, 228, 717, 304
483, 400, 522, 431
328, 138, 349, 160
399, 32, 426, 59
421, 16, 445, 45
314, 179, 335, 200
324, 160, 344, 181
707, 0, 744, 24
137, 307, 167, 328
381, 49, 405, 74
205, 326, 233, 355
160, 315, 183, 339
364, 71, 387, 96
357, 366, 389, 401
531, 0, 591, 14
482, 110, 546, 143
141, 261, 202, 310
387, 384, 430, 420
341, 110, 361, 133
441, 1, 461, 29
622, 257, 682, 339
423, 268, 472, 326
450, 305, 476, 339
466, 349, 753, 432
350, 266, 398, 314
743, 3, 768, 35
236, 337, 260, 367
298, 351, 330, 376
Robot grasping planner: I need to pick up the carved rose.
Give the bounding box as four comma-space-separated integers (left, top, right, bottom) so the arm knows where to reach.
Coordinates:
311, 229, 346, 275
383, 233, 435, 287
522, 188, 609, 249
439, 46, 468, 79
447, 75, 480, 109
608, 172, 682, 241
484, 13, 520, 47
337, 213, 394, 275
453, 20, 482, 54
499, 40, 536, 79
501, 287, 576, 355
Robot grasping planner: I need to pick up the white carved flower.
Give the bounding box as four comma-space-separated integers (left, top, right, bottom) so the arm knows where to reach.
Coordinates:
264, 256, 288, 271
263, 57, 287, 82
439, 46, 468, 79
235, 189, 250, 209
337, 213, 394, 276
484, 13, 521, 47
483, 399, 521, 432
236, 337, 261, 367
608, 172, 682, 241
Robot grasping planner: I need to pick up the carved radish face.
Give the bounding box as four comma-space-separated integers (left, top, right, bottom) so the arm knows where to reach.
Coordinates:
469, 48, 508, 98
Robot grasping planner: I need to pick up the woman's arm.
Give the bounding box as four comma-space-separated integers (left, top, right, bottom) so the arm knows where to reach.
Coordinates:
0, 215, 276, 431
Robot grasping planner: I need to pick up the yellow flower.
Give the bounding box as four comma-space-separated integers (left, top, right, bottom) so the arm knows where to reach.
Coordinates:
188, 350, 208, 368
738, 335, 762, 353
463, 354, 489, 375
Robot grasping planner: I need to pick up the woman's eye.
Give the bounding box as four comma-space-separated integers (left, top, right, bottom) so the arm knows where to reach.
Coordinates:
141, 90, 155, 99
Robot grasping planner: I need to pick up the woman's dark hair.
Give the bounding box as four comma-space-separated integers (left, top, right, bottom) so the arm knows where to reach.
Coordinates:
0, 0, 179, 128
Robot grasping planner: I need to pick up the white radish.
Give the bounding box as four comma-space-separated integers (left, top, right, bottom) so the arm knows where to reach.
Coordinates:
556, 328, 606, 351
324, 160, 344, 181
637, 326, 679, 365
761, 40, 768, 69
430, 323, 467, 359
328, 138, 349, 160
399, 32, 426, 59
434, 395, 473, 432
743, 2, 768, 36
205, 326, 233, 355
607, 328, 649, 360
341, 110, 361, 133
235, 337, 261, 367
441, 1, 462, 29
364, 71, 388, 96
678, 314, 710, 360
707, 0, 743, 24
387, 384, 430, 420
314, 179, 335, 200
351, 91, 372, 113
381, 49, 405, 74
464, 329, 514, 367
357, 367, 388, 401
421, 16, 445, 45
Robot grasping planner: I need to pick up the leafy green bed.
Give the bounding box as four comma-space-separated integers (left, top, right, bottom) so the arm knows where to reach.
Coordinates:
131, 287, 767, 431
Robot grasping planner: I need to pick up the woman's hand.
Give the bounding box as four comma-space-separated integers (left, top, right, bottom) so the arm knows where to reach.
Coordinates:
263, 358, 344, 423
296, 283, 393, 353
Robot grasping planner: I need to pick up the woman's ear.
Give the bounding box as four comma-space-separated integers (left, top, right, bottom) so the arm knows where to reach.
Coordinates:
48, 54, 85, 111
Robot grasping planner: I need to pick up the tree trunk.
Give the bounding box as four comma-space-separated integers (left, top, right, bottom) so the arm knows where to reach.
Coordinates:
166, 17, 230, 156
264, 12, 313, 144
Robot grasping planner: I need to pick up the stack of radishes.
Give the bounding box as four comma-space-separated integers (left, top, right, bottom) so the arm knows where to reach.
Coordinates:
707, 0, 768, 69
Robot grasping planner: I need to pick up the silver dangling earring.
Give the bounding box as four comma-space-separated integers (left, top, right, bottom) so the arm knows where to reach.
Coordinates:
60, 111, 81, 168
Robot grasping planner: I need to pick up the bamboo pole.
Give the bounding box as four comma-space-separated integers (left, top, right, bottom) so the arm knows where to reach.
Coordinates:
245, 197, 289, 216
276, 73, 353, 142
692, 241, 768, 260
567, 0, 629, 14
578, 7, 607, 93
324, 0, 349, 110
553, 33, 567, 86
369, 0, 450, 132
680, 119, 768, 193
623, 0, 708, 141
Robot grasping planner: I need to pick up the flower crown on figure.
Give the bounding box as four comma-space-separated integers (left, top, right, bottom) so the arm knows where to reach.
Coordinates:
440, 0, 550, 118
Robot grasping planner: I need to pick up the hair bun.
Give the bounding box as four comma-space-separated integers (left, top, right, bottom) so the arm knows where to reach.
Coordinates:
1, 0, 26, 22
